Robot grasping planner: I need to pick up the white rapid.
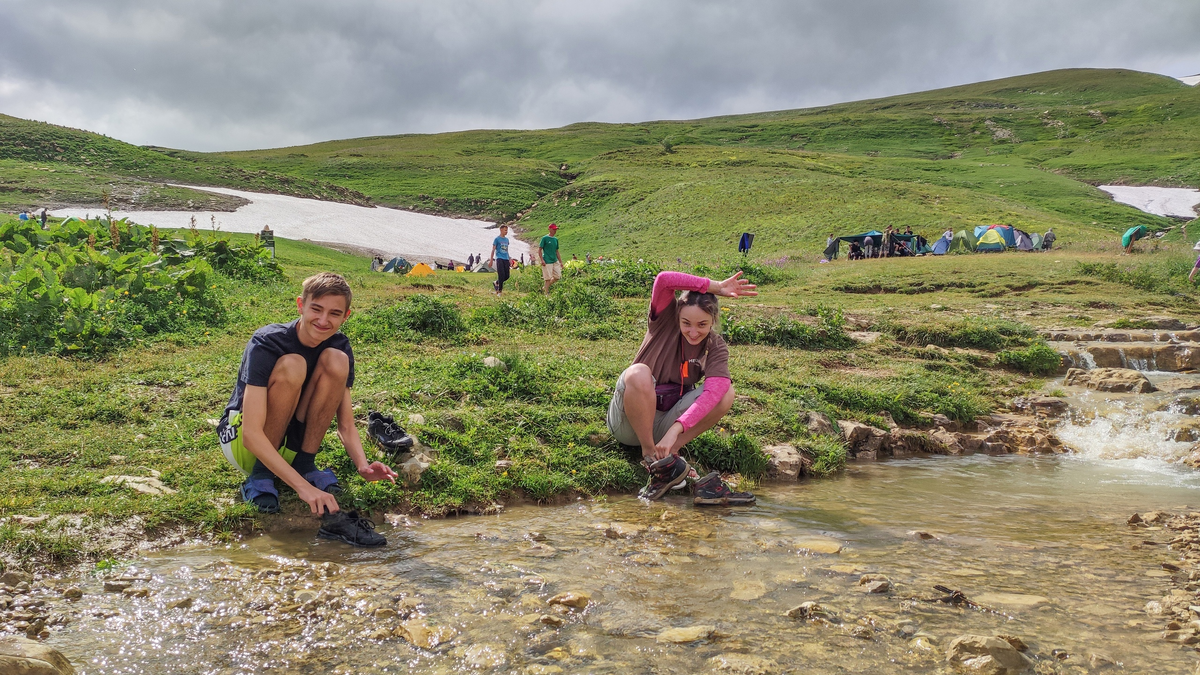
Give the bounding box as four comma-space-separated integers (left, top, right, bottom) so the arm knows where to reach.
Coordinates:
49, 185, 531, 264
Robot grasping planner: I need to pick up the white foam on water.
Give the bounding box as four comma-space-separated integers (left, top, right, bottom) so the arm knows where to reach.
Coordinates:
48, 185, 532, 263
1099, 185, 1200, 219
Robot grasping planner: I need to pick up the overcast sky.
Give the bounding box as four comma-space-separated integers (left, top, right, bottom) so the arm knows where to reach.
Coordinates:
2, 1, 1198, 152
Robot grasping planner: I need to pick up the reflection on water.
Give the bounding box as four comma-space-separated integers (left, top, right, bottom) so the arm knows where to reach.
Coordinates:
40, 456, 1200, 674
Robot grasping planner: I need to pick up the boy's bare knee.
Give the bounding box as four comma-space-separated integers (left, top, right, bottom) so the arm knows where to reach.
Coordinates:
271, 354, 307, 387
316, 348, 350, 378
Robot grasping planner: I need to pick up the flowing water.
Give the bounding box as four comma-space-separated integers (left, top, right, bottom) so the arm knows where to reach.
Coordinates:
34, 451, 1200, 674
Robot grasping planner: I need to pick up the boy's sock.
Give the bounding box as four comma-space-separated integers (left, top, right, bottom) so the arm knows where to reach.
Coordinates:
291, 451, 317, 475
248, 459, 275, 481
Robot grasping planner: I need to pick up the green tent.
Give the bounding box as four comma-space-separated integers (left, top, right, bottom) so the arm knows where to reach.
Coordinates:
948, 230, 975, 253
1030, 233, 1043, 250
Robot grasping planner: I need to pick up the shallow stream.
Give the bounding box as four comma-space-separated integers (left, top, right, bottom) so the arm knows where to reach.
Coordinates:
37, 452, 1200, 674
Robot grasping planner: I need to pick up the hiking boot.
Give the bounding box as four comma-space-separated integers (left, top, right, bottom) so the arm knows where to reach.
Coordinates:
367, 411, 415, 453
638, 455, 690, 500
240, 477, 280, 514
318, 510, 386, 547
692, 471, 756, 506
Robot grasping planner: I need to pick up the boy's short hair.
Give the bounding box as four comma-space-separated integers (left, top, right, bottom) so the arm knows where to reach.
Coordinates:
301, 272, 352, 307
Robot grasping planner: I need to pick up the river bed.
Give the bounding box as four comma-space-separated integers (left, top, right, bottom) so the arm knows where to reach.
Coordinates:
30, 453, 1200, 674
48, 186, 531, 264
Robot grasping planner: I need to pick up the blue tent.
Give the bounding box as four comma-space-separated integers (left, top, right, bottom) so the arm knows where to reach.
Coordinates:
381, 256, 411, 273
932, 232, 952, 255
838, 230, 884, 246
974, 224, 1015, 247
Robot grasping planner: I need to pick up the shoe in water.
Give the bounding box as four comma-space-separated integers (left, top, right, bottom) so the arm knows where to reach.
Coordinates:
318, 510, 386, 547
367, 411, 415, 452
692, 471, 756, 506
240, 477, 280, 514
638, 455, 690, 500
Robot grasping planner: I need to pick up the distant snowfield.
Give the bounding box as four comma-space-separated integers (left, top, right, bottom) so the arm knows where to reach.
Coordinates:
50, 185, 530, 263
1099, 185, 1200, 219
1179, 74, 1200, 86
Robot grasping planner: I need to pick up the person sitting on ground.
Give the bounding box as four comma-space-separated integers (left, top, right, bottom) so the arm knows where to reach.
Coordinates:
848, 241, 864, 260
538, 223, 563, 293
370, 256, 383, 272
217, 272, 397, 547
1042, 228, 1056, 251
1122, 225, 1149, 254
488, 223, 512, 296
606, 270, 758, 505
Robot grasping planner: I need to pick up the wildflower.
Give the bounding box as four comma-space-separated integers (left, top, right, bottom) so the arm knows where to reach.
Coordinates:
721, 307, 731, 312
181, 310, 187, 315
502, 471, 509, 477
571, 470, 577, 475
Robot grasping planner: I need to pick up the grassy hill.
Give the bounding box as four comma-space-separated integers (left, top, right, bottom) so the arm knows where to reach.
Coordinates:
2, 68, 1197, 260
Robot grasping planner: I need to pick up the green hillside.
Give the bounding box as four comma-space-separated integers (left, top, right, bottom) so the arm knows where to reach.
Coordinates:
2, 68, 1197, 259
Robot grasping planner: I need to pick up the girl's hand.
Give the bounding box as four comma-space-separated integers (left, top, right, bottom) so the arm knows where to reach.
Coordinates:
710, 271, 758, 298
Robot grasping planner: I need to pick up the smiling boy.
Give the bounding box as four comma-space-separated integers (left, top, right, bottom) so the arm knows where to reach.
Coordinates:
217, 272, 396, 546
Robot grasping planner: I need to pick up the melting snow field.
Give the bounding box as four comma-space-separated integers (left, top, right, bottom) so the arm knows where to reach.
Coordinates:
1099, 185, 1200, 219
50, 185, 530, 263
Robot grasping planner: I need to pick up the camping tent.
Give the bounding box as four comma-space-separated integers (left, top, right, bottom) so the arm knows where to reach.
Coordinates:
407, 262, 435, 277
472, 262, 495, 273
932, 232, 953, 255
381, 256, 411, 273
837, 230, 884, 246
948, 230, 975, 253
974, 224, 1016, 248
976, 229, 1007, 252
1030, 233, 1043, 250
1014, 229, 1034, 251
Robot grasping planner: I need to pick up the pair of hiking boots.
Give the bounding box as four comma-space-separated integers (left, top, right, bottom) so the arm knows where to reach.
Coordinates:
241, 472, 387, 547
639, 455, 755, 506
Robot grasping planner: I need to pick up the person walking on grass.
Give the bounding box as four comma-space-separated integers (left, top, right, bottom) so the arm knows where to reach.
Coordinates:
606, 269, 758, 506
538, 223, 563, 293
488, 223, 512, 296
217, 272, 397, 547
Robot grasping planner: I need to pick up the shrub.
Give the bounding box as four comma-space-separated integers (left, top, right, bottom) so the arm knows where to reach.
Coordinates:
724, 306, 854, 350
693, 256, 791, 286
1074, 260, 1194, 296
344, 294, 467, 343
997, 341, 1062, 375
473, 281, 617, 330
562, 259, 660, 297
795, 435, 847, 477
685, 431, 770, 478
879, 316, 1036, 351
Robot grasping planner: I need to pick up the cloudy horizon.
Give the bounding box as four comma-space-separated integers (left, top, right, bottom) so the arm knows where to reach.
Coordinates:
1, 0, 1198, 153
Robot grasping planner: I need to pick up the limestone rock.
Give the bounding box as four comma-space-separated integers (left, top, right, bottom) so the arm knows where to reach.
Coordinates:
837, 421, 886, 457
785, 601, 837, 622
399, 452, 433, 486
1010, 396, 1069, 417
805, 411, 835, 436
62, 587, 82, 601
656, 625, 715, 643
407, 413, 425, 426
1064, 368, 1155, 394
858, 574, 892, 593
0, 636, 75, 675
98, 475, 176, 495
547, 591, 591, 609
0, 571, 31, 586
763, 444, 802, 480
946, 634, 1033, 674
979, 425, 1067, 455
929, 413, 959, 431
883, 429, 936, 457
930, 428, 964, 455
103, 581, 131, 593
482, 356, 507, 371
394, 619, 454, 649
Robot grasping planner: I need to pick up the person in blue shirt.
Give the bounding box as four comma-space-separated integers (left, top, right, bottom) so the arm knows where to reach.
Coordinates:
488, 223, 512, 296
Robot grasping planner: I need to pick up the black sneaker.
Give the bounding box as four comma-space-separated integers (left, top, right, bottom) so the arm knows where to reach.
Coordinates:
367, 411, 415, 453
318, 510, 387, 547
692, 472, 756, 506
638, 455, 690, 500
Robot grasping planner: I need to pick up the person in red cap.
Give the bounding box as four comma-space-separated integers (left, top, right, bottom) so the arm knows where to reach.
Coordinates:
538, 223, 563, 293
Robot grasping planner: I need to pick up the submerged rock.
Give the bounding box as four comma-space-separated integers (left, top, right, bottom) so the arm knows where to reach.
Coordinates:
794, 537, 843, 555
708, 652, 779, 674
656, 625, 715, 643
547, 591, 591, 609
973, 593, 1049, 609
945, 634, 1032, 674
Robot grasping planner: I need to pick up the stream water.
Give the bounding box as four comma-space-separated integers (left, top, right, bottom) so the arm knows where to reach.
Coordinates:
36, 450, 1200, 674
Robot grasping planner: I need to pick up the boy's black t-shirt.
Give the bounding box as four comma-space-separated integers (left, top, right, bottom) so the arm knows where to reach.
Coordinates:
224, 319, 355, 416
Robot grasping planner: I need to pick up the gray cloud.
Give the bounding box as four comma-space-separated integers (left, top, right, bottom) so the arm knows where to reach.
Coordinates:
1, 0, 1198, 151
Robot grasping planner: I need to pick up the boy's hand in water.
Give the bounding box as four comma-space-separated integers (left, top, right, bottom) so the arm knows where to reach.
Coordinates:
300, 487, 340, 515
358, 461, 398, 483
710, 271, 758, 298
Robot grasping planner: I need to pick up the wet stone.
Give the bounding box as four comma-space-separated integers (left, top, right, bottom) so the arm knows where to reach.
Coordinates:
547, 591, 591, 609
102, 581, 131, 593
656, 625, 716, 643
708, 652, 780, 674
61, 587, 82, 601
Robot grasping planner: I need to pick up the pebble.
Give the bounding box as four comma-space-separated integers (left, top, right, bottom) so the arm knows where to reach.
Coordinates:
794, 537, 843, 554
103, 581, 131, 593
547, 591, 591, 609
62, 587, 83, 601
656, 625, 716, 643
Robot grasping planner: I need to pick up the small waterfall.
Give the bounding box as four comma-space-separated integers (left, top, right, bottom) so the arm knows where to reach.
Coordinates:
1079, 350, 1097, 369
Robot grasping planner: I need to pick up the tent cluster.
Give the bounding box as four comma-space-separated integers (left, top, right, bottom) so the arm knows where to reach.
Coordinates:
927, 225, 1052, 256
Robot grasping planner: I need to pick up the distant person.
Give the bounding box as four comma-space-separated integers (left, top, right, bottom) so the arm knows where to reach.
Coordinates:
520, 253, 526, 266
1122, 225, 1148, 254
881, 226, 893, 258
848, 241, 864, 260
488, 224, 512, 296
863, 236, 875, 258
40, 208, 48, 229
538, 223, 563, 294
1189, 241, 1200, 285
217, 273, 396, 546
572, 254, 579, 261
586, 252, 592, 264
823, 233, 839, 261
371, 256, 383, 272
467, 254, 474, 268
1042, 228, 1056, 251
904, 226, 913, 236
18, 211, 28, 221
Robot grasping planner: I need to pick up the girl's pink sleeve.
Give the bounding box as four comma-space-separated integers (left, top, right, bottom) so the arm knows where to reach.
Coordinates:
650, 271, 710, 319
676, 377, 730, 431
